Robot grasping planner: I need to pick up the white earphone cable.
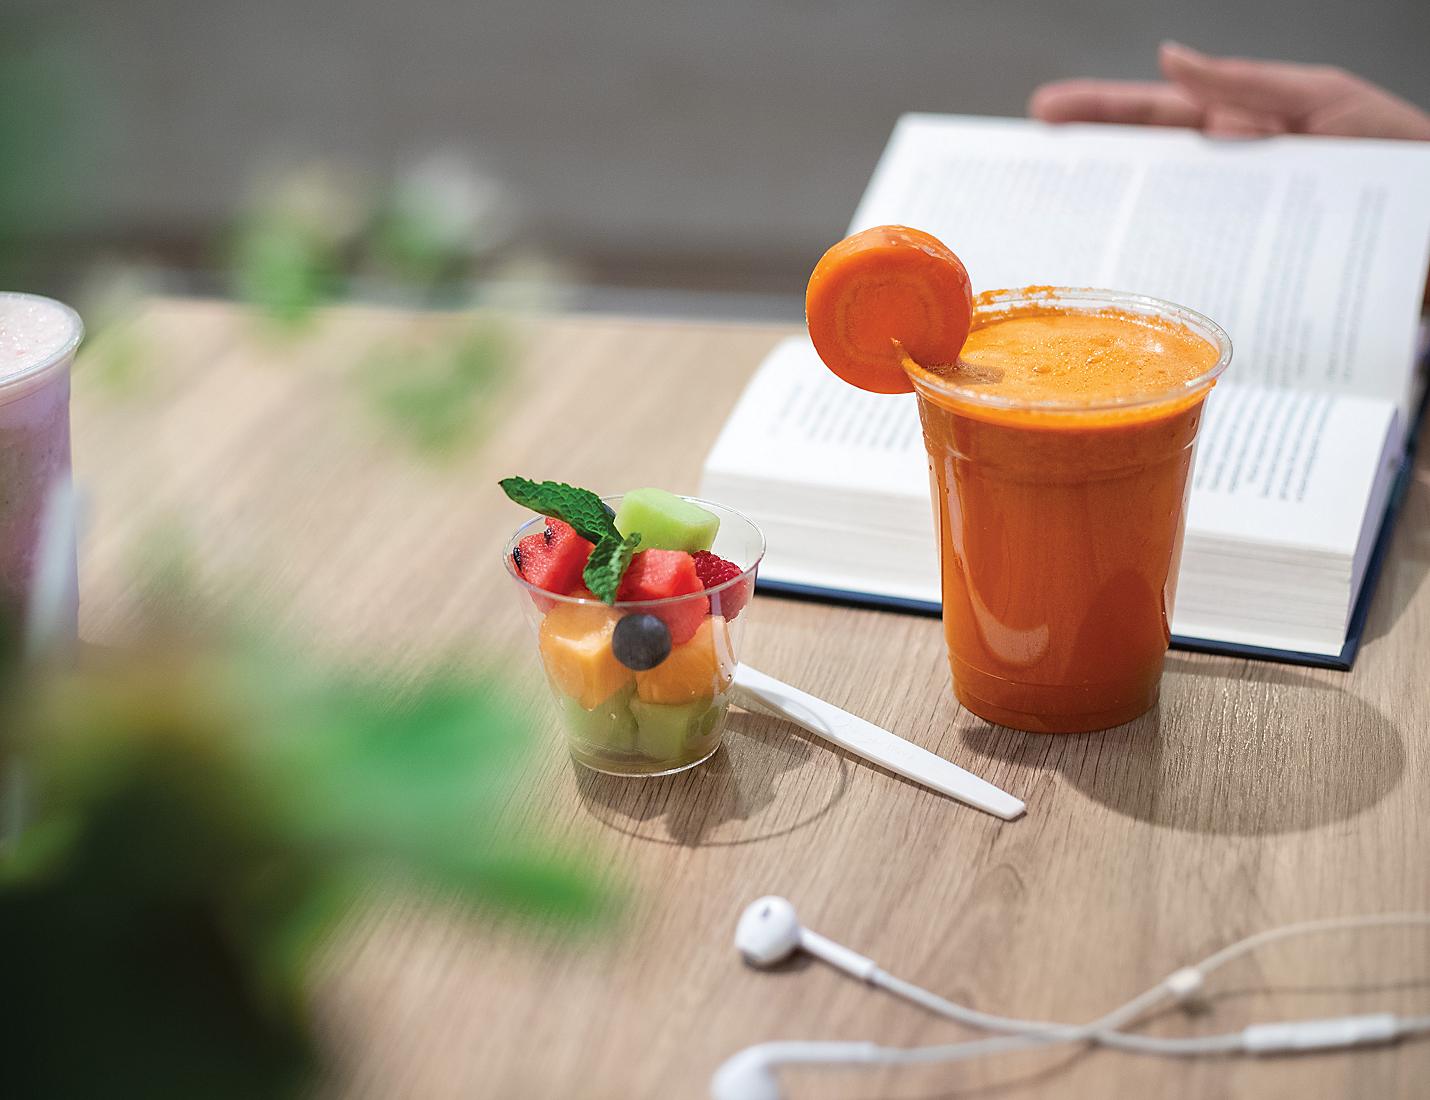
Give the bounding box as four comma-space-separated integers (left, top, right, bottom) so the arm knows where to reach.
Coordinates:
715, 905, 1430, 1098
1189, 913, 1430, 983
845, 912, 1430, 1062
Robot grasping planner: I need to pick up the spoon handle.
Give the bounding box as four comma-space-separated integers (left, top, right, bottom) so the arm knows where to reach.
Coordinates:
732, 664, 1026, 820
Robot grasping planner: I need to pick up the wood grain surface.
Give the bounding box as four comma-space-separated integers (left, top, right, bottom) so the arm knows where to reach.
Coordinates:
73, 300, 1430, 1099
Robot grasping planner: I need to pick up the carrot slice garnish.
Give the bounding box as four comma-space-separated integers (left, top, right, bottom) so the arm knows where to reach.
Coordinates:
805, 225, 972, 394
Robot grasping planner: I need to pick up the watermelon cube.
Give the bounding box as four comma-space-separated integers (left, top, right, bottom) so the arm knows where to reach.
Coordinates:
617, 549, 708, 645
514, 518, 593, 603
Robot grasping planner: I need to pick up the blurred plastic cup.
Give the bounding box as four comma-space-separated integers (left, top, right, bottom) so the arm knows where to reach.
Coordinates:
504, 496, 763, 777
0, 292, 82, 660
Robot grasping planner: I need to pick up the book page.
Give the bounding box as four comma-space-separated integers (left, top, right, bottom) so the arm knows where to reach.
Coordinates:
852, 115, 1430, 414
708, 339, 1399, 556
703, 337, 927, 497
703, 339, 1402, 650
1187, 382, 1400, 555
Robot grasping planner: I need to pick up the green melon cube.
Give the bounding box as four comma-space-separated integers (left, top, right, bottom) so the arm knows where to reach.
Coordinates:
560, 684, 637, 754
629, 696, 725, 761
614, 488, 719, 552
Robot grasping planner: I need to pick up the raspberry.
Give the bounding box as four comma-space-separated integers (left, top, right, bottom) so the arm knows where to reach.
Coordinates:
691, 551, 752, 620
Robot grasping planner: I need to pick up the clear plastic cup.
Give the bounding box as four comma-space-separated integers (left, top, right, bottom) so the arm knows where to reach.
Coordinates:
906, 288, 1231, 733
0, 293, 83, 658
504, 496, 764, 776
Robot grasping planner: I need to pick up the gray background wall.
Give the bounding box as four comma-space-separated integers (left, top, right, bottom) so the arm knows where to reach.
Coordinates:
15, 0, 1430, 296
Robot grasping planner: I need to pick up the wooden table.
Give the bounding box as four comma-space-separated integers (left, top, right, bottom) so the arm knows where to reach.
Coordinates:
74, 300, 1430, 1099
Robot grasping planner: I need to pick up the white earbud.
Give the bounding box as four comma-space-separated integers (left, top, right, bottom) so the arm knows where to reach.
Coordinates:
712, 1042, 884, 1100
709, 1047, 781, 1100
734, 897, 802, 966
735, 896, 877, 980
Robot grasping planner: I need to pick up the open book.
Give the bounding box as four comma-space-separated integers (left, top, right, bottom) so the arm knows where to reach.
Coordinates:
702, 115, 1430, 667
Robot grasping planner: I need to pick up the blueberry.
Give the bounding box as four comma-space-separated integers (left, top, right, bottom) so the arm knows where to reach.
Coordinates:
612, 613, 671, 671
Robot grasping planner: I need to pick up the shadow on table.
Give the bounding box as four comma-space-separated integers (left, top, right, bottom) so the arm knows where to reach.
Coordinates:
1365, 460, 1430, 645
572, 709, 848, 847
960, 659, 1404, 836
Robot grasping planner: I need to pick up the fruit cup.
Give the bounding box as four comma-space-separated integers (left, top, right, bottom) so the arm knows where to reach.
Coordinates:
504, 497, 764, 777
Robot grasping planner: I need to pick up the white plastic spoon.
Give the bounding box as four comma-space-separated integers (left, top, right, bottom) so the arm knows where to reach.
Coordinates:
731, 664, 1026, 820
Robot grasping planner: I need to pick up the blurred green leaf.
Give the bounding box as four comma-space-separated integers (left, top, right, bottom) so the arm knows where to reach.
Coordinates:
231, 215, 339, 329
73, 263, 164, 395
0, 740, 313, 1099
371, 202, 460, 287
257, 665, 527, 847
368, 151, 509, 290
0, 27, 102, 287
1, 624, 611, 1097
359, 319, 510, 455
227, 165, 363, 329
431, 847, 611, 924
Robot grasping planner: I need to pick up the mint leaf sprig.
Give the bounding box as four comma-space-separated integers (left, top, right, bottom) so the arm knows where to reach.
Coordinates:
582, 532, 641, 604
499, 477, 619, 545
499, 477, 640, 604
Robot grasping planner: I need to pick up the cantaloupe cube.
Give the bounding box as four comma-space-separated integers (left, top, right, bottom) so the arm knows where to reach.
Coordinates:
539, 603, 633, 710
634, 616, 735, 704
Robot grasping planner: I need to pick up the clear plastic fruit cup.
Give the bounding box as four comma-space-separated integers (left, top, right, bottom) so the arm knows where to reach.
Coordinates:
504, 497, 764, 777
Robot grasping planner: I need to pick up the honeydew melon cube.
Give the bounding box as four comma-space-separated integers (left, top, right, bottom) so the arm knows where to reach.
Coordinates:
614, 488, 719, 552
629, 696, 725, 761
561, 683, 638, 754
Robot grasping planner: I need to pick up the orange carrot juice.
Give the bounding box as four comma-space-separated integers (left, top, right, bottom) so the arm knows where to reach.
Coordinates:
906, 289, 1231, 733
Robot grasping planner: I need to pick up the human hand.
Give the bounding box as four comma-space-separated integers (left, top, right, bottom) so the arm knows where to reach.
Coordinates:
1029, 41, 1430, 141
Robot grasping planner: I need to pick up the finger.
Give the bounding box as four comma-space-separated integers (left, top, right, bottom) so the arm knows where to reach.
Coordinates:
1028, 80, 1205, 127
1159, 41, 1344, 118
1202, 104, 1288, 137
1307, 91, 1430, 141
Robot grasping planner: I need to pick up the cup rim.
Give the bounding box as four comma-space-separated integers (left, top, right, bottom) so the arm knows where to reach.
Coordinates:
502, 493, 766, 609
904, 286, 1232, 414
0, 292, 85, 398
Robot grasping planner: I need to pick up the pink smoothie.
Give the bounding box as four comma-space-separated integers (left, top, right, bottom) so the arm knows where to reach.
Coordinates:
0, 293, 82, 654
